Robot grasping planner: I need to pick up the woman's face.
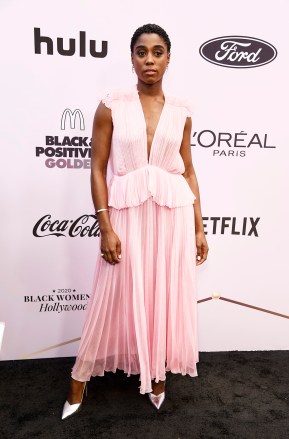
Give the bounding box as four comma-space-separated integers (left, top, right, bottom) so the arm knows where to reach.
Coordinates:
131, 33, 170, 84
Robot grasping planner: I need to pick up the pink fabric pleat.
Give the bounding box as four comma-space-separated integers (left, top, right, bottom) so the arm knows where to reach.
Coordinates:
71, 197, 199, 394
107, 165, 196, 209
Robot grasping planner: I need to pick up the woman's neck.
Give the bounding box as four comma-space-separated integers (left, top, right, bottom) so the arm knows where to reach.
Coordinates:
136, 79, 164, 98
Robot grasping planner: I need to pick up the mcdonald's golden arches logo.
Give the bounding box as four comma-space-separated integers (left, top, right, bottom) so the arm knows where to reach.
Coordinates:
61, 108, 85, 130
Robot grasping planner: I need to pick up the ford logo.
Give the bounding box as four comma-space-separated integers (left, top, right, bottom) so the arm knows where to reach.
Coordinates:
199, 36, 277, 68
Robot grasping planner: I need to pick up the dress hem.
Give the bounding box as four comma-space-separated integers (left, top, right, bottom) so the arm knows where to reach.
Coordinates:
71, 363, 199, 395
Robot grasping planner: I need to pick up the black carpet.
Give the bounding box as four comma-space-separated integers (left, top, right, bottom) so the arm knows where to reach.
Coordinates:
1, 351, 289, 439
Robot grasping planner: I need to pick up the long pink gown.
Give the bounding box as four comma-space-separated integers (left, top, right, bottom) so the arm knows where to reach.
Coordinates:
71, 84, 199, 394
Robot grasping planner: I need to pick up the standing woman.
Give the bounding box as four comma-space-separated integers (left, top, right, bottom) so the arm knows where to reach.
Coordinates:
62, 23, 208, 420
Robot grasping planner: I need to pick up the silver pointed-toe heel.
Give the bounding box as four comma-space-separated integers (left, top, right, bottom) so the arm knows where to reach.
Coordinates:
62, 382, 87, 420
148, 391, 165, 410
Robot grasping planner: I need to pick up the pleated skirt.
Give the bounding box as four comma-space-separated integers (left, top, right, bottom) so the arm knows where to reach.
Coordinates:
71, 197, 199, 394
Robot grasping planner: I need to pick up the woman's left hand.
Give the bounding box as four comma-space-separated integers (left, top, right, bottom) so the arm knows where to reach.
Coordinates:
195, 231, 209, 265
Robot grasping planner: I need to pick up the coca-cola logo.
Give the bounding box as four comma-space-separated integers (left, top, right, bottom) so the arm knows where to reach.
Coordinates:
33, 214, 100, 237
199, 36, 277, 68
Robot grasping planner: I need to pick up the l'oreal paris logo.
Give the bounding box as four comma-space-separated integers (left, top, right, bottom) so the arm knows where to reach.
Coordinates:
199, 36, 277, 68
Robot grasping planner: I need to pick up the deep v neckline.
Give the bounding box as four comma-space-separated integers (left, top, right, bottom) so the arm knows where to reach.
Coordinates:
136, 85, 166, 164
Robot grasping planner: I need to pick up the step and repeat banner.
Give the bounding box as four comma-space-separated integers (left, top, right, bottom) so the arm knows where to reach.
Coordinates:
1, 0, 288, 361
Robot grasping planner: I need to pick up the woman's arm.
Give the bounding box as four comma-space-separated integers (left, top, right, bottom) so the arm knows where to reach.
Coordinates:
180, 117, 209, 265
91, 102, 121, 264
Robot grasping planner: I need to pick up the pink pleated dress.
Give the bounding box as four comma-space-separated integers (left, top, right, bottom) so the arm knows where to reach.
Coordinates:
71, 84, 199, 394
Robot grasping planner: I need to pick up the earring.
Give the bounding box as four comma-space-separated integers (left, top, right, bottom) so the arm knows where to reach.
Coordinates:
132, 65, 135, 73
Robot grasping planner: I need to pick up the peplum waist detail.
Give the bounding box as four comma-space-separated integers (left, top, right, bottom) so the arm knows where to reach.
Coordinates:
107, 165, 196, 209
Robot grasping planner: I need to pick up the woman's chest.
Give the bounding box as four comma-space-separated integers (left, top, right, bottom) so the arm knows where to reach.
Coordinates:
111, 100, 186, 152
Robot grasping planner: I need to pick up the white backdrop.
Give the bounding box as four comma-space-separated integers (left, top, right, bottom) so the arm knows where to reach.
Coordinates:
1, 0, 288, 361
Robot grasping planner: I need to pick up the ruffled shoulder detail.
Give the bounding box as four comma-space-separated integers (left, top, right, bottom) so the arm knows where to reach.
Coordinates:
100, 86, 138, 109
166, 94, 193, 118
101, 91, 114, 109
184, 100, 193, 118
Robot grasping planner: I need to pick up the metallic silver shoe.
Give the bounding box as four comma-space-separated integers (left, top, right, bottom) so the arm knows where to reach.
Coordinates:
148, 391, 165, 410
62, 382, 87, 420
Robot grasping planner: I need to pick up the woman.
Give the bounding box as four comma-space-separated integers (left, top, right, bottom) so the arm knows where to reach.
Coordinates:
62, 23, 208, 420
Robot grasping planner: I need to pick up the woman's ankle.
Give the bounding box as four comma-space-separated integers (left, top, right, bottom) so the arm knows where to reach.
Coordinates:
67, 378, 86, 404
151, 379, 166, 395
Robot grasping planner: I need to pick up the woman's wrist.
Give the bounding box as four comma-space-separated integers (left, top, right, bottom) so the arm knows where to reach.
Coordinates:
99, 225, 113, 234
95, 207, 109, 214
94, 208, 113, 234
195, 227, 205, 235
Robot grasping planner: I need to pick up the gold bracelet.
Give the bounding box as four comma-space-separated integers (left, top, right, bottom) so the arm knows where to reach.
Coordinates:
95, 208, 109, 214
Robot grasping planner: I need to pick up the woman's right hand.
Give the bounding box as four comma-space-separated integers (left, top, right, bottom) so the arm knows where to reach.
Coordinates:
100, 230, 122, 265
